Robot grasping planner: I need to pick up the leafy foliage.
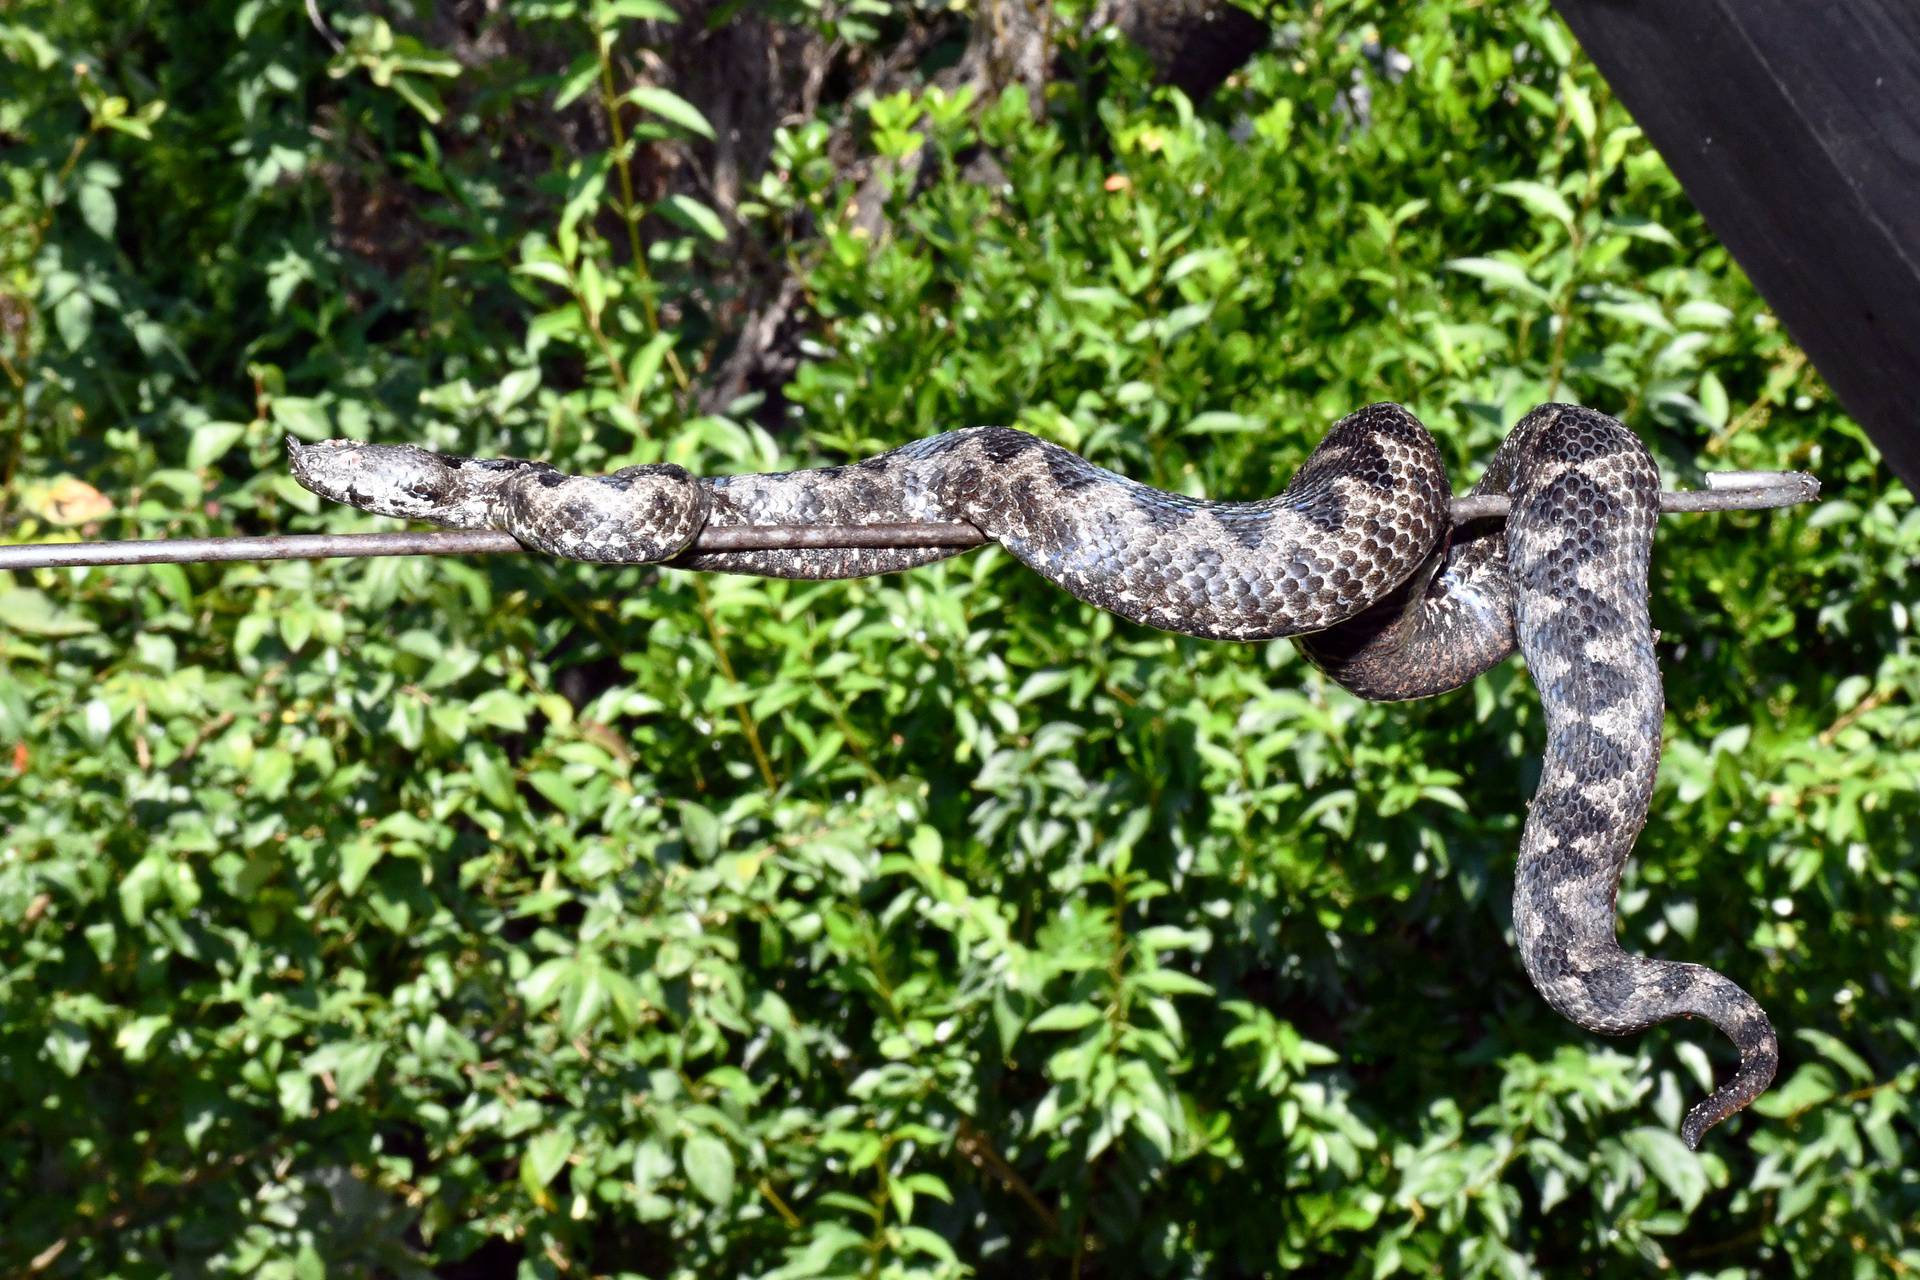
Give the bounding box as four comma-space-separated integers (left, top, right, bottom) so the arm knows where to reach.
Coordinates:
2, 1, 1916, 1276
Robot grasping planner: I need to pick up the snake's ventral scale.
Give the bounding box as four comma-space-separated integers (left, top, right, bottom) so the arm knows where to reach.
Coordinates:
287, 402, 1809, 1147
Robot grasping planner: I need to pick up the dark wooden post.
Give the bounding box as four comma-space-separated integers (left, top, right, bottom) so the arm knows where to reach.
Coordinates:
1552, 0, 1920, 489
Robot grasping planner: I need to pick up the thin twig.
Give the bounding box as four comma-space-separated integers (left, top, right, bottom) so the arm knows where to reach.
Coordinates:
691, 575, 781, 793
595, 35, 690, 396
0, 471, 1819, 572
1819, 686, 1892, 746
955, 1116, 1059, 1234
305, 0, 346, 54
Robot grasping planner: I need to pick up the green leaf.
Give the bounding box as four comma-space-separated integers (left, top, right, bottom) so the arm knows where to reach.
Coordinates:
1445, 256, 1550, 304
559, 962, 610, 1036
493, 367, 542, 414
527, 769, 581, 812
520, 958, 573, 1009
1130, 969, 1213, 997
596, 0, 679, 21
1604, 214, 1679, 246
1560, 72, 1596, 142
77, 179, 117, 240
53, 286, 94, 350
1697, 371, 1729, 430
1621, 1127, 1707, 1212
626, 86, 715, 140
553, 53, 599, 111
516, 259, 574, 288
1676, 299, 1734, 328
1536, 19, 1575, 66
187, 421, 248, 468
898, 1225, 960, 1263
626, 331, 677, 400
337, 837, 382, 895
117, 856, 162, 922
1029, 1003, 1103, 1033
659, 193, 727, 242
1013, 668, 1071, 704
1180, 411, 1265, 435
270, 396, 332, 440
470, 688, 530, 732
1491, 179, 1575, 229
681, 1133, 735, 1206
114, 1015, 170, 1062
680, 801, 721, 860
306, 1041, 385, 1099
1775, 1177, 1823, 1225
44, 1023, 91, 1077
1798, 1028, 1874, 1083
522, 1129, 574, 1192
1593, 296, 1674, 333
0, 587, 99, 637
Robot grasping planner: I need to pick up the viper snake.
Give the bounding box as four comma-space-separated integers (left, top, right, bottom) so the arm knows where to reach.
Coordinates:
290, 402, 1779, 1147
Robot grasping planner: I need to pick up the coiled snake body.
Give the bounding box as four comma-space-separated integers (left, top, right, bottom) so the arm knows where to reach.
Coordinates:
290, 402, 1777, 1146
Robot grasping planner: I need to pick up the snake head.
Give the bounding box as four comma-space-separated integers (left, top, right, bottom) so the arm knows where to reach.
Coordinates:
287, 438, 469, 523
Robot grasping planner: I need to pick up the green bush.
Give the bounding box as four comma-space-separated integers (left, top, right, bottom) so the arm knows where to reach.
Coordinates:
2, 1, 1915, 1276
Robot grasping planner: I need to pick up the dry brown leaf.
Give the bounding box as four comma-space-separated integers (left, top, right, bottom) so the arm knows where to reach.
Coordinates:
20, 475, 113, 526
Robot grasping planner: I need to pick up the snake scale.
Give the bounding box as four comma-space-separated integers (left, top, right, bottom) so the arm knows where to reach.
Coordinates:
289, 402, 1778, 1147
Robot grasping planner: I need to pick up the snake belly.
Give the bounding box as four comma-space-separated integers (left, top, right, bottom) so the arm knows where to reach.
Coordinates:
287, 402, 1778, 1145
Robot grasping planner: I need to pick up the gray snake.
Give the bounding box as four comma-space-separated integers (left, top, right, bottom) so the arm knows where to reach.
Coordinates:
288, 402, 1778, 1147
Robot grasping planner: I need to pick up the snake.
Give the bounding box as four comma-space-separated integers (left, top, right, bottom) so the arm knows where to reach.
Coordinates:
288, 401, 1778, 1147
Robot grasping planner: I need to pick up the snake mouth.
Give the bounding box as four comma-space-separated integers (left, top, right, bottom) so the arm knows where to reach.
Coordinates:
285, 438, 360, 499
284, 437, 327, 492
285, 435, 351, 478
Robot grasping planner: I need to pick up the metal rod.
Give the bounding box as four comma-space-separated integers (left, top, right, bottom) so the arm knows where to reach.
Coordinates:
1448, 468, 1820, 523
0, 470, 1819, 571
0, 523, 990, 571
0, 529, 526, 571
694, 522, 986, 552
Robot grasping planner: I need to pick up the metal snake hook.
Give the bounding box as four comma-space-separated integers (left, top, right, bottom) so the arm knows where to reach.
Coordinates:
0, 469, 1819, 572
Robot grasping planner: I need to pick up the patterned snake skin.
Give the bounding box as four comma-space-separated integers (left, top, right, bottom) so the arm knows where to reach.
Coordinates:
288, 402, 1778, 1146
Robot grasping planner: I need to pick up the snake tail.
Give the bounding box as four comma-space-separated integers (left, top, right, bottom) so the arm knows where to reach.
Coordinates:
1504, 405, 1777, 1148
